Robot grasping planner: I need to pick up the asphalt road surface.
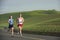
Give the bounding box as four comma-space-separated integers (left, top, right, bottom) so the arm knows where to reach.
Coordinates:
0, 29, 60, 40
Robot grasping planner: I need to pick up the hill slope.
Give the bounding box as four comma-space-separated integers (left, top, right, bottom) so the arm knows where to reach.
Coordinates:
0, 10, 60, 32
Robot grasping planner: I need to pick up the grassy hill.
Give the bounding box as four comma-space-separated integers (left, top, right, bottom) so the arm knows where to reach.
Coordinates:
0, 10, 60, 33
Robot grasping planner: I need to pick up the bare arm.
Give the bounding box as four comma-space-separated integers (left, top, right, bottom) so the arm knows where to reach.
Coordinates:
22, 17, 24, 23
8, 19, 9, 23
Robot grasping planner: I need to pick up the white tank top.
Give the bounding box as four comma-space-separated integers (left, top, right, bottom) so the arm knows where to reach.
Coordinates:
18, 18, 23, 24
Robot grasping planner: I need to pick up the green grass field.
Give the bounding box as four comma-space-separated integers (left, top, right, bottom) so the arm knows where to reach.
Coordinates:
0, 10, 60, 33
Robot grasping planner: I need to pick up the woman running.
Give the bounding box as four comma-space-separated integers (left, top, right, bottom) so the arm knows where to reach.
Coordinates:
8, 16, 14, 36
17, 13, 24, 36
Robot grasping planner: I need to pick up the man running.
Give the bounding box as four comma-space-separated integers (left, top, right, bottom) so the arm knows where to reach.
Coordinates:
8, 16, 14, 36
17, 13, 24, 36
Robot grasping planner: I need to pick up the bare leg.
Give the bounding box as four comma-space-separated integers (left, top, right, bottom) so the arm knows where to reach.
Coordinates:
19, 26, 22, 36
20, 27, 22, 36
11, 27, 14, 36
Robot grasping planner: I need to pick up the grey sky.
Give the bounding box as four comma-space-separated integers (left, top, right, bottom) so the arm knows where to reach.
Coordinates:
0, 0, 60, 14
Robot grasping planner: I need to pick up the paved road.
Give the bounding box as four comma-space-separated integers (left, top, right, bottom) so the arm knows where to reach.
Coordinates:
0, 29, 60, 40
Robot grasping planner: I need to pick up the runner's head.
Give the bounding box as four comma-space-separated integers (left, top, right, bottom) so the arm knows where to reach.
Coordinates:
9, 16, 12, 19
20, 13, 22, 17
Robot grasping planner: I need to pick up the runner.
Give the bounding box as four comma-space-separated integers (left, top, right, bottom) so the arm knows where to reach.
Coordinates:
8, 16, 14, 36
17, 13, 24, 36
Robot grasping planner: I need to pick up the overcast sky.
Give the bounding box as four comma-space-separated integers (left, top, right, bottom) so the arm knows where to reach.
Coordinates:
0, 0, 60, 14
